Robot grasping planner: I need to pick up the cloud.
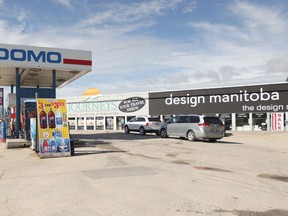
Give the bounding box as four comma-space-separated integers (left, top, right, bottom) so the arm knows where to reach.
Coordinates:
265, 56, 288, 73
54, 0, 73, 10
230, 1, 285, 30
77, 0, 183, 28
230, 1, 287, 44
182, 0, 197, 13
0, 0, 287, 99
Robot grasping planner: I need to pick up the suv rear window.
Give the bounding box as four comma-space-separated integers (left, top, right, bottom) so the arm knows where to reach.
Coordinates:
137, 117, 146, 121
148, 117, 161, 122
203, 117, 223, 124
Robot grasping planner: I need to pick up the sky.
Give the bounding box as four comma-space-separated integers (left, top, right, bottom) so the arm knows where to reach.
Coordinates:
0, 0, 288, 98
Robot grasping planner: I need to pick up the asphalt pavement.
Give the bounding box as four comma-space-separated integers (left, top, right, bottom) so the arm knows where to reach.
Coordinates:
1, 130, 288, 216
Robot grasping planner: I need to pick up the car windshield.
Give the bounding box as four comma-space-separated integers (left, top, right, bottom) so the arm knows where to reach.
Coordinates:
203, 117, 223, 124
148, 117, 161, 122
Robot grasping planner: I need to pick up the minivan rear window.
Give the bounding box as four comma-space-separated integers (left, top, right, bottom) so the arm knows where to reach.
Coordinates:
203, 117, 223, 124
190, 116, 200, 123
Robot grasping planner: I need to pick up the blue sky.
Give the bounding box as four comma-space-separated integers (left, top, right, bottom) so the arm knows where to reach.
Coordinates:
0, 0, 288, 98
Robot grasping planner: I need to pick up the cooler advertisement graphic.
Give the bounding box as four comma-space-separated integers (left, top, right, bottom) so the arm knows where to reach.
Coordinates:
36, 99, 70, 157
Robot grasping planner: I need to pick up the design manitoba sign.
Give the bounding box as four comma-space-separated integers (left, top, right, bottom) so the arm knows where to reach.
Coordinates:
149, 83, 288, 115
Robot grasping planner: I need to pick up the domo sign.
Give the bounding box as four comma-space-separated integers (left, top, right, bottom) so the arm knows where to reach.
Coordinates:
0, 43, 92, 71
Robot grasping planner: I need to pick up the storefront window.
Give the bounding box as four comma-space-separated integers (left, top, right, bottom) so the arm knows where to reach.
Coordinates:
127, 116, 136, 122
219, 114, 232, 130
116, 116, 125, 130
105, 117, 114, 130
68, 117, 76, 130
96, 117, 104, 130
86, 117, 94, 130
77, 117, 85, 130
236, 113, 249, 131
252, 113, 267, 131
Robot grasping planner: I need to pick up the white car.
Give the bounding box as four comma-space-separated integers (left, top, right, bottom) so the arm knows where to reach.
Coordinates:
124, 116, 162, 135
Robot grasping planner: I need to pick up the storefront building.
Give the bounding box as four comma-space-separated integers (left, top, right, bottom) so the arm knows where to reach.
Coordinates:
66, 83, 288, 132
67, 92, 149, 131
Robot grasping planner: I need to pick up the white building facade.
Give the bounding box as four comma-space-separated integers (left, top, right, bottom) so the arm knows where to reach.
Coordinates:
66, 84, 288, 132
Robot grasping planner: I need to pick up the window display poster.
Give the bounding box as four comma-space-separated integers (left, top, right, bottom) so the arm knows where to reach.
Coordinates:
271, 113, 284, 131
36, 99, 71, 157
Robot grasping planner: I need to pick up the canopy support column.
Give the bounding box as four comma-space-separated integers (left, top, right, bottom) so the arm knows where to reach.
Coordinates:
16, 68, 21, 138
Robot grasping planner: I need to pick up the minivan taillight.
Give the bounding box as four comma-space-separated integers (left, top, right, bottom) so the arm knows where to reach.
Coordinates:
198, 123, 210, 127
146, 122, 150, 126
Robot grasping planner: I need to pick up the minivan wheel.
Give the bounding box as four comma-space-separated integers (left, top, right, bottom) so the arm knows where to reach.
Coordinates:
124, 126, 130, 134
139, 127, 146, 135
187, 130, 196, 141
160, 128, 167, 138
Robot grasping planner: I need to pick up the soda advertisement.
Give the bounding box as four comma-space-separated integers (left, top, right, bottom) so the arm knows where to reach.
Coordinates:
37, 99, 71, 158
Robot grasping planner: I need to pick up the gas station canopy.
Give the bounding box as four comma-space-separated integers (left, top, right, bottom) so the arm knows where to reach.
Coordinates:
0, 43, 92, 88
0, 43, 92, 138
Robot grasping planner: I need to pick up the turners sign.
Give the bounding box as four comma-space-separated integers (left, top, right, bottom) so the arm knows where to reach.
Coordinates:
149, 83, 288, 115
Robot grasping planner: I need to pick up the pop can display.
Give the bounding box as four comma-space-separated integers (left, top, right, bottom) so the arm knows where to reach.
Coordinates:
37, 99, 71, 158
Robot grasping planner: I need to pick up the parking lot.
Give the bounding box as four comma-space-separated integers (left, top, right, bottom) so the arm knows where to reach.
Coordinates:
1, 131, 288, 216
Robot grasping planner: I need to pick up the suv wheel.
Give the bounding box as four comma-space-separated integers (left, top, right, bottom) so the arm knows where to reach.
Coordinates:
139, 127, 146, 135
124, 126, 130, 134
160, 128, 167, 138
187, 130, 196, 141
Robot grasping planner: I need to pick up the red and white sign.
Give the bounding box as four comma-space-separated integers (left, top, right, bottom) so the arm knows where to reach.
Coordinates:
271, 113, 284, 131
0, 43, 92, 71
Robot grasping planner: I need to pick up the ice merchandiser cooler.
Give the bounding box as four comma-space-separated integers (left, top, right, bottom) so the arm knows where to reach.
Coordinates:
24, 101, 36, 140
30, 118, 37, 150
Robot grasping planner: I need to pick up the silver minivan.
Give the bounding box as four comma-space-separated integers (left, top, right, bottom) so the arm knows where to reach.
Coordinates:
160, 115, 225, 142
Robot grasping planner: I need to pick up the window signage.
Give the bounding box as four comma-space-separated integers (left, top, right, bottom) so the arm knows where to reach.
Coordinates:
252, 113, 267, 118
271, 113, 284, 131
237, 113, 248, 118
149, 83, 288, 115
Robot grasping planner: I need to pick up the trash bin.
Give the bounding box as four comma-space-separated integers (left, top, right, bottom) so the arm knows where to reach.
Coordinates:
70, 140, 75, 156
